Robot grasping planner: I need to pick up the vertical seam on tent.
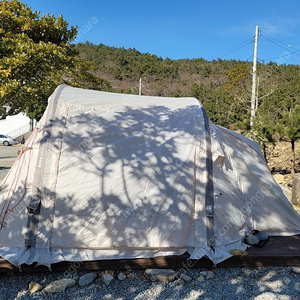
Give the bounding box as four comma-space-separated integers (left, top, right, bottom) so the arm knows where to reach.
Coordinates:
191, 109, 202, 247
25, 85, 66, 249
48, 103, 70, 249
201, 108, 214, 249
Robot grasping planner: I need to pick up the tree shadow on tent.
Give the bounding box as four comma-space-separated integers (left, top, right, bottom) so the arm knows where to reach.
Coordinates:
37, 104, 201, 259
0, 102, 299, 299
215, 126, 300, 235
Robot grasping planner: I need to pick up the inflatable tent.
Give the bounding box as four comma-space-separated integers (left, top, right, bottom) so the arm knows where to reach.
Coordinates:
0, 85, 300, 268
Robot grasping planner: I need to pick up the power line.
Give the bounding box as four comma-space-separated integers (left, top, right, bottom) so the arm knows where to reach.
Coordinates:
259, 30, 288, 46
260, 35, 296, 54
259, 28, 300, 50
260, 30, 300, 57
212, 29, 300, 63
285, 48, 300, 56
257, 58, 266, 63
246, 36, 256, 62
246, 54, 254, 62
212, 38, 254, 60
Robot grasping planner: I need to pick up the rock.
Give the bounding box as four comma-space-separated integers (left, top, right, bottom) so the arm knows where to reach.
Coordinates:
103, 274, 114, 286
144, 269, 177, 283
245, 235, 260, 245
273, 174, 285, 184
177, 279, 185, 286
118, 272, 126, 281
254, 231, 269, 241
279, 184, 292, 203
198, 275, 205, 282
230, 249, 248, 256
78, 272, 97, 287
43, 278, 75, 293
207, 271, 214, 279
180, 273, 192, 282
199, 271, 208, 277
292, 175, 300, 206
105, 270, 115, 277
292, 267, 300, 274
28, 282, 43, 294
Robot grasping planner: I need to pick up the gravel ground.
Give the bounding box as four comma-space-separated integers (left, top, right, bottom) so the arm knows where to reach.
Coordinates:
0, 145, 21, 183
0, 267, 300, 300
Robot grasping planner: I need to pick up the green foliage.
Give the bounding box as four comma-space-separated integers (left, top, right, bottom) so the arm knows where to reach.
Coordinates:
76, 41, 300, 158
275, 105, 300, 176
0, 0, 79, 119
63, 58, 112, 92
275, 105, 300, 143
3, 3, 300, 142
0, 105, 5, 119
75, 43, 179, 81
254, 65, 300, 136
76, 43, 267, 129
223, 64, 252, 94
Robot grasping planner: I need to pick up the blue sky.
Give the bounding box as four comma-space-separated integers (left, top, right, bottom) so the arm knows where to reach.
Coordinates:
23, 0, 300, 64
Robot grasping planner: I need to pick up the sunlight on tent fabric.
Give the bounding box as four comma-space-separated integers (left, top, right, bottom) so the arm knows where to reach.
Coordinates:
0, 84, 299, 268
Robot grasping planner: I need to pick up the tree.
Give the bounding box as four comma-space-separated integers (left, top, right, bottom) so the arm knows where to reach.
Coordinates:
254, 66, 300, 168
0, 0, 77, 120
0, 105, 5, 119
275, 105, 300, 177
253, 112, 276, 162
222, 63, 277, 130
65, 58, 112, 92
223, 64, 252, 103
222, 64, 253, 129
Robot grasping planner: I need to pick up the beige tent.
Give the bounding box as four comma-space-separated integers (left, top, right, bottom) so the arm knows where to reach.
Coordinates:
0, 85, 300, 268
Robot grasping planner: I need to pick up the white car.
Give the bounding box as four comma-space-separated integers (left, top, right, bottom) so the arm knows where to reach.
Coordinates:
0, 134, 19, 146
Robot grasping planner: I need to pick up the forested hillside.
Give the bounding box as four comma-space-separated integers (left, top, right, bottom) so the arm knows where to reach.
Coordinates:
75, 42, 300, 175
1, 1, 298, 176
75, 42, 300, 131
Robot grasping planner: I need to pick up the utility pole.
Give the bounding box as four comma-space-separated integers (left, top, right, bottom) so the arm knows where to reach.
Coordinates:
250, 25, 259, 128
256, 76, 259, 112
139, 78, 142, 96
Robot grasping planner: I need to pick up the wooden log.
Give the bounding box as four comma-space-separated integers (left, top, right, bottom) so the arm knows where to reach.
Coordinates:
292, 174, 300, 206
0, 236, 300, 273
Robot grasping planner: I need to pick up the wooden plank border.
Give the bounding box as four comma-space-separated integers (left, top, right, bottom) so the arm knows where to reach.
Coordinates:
1, 236, 300, 273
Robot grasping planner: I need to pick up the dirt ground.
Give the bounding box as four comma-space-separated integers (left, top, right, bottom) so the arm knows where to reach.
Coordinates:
266, 140, 300, 186
0, 145, 21, 183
